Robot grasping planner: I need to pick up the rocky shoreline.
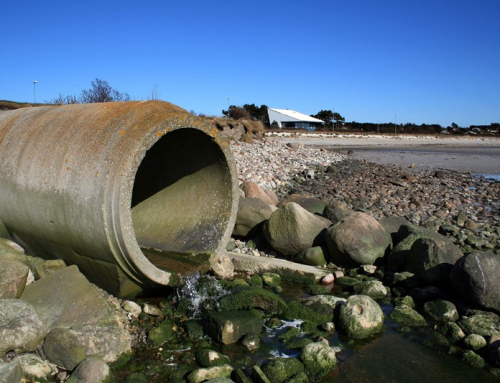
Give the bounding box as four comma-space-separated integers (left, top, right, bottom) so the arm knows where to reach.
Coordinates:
1, 138, 500, 382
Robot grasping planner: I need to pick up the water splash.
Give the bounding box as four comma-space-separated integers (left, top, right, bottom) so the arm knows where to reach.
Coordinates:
177, 272, 229, 319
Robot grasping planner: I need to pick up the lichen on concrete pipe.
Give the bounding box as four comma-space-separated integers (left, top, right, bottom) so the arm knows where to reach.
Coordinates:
0, 101, 239, 297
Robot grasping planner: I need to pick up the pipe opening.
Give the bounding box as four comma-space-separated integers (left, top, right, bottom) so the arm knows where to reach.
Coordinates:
131, 128, 232, 274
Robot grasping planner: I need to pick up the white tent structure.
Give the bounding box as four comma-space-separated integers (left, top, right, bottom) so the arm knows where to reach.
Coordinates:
267, 108, 324, 130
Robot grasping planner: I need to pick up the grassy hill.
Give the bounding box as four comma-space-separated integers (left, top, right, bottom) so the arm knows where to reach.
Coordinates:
0, 100, 48, 110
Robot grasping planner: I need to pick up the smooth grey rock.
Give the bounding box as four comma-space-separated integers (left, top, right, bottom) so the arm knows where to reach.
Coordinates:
263, 203, 331, 256
405, 238, 463, 286
338, 295, 384, 339
66, 355, 112, 383
22, 265, 116, 331
0, 260, 29, 299
450, 251, 500, 313
233, 197, 274, 237
300, 341, 337, 377
0, 300, 46, 356
43, 324, 131, 370
325, 212, 392, 267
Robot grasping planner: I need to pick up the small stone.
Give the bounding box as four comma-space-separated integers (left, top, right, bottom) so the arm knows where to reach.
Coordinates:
321, 273, 334, 285
122, 301, 142, 318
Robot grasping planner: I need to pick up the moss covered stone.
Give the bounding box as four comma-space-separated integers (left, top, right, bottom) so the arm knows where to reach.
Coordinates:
262, 357, 304, 383
459, 312, 500, 336
300, 341, 337, 377
196, 348, 230, 367
148, 319, 173, 347
205, 310, 264, 345
423, 300, 459, 322
461, 350, 485, 368
463, 334, 487, 351
282, 300, 333, 325
248, 275, 263, 287
389, 304, 427, 327
339, 295, 384, 339
436, 322, 466, 344
335, 277, 361, 287
218, 286, 287, 314
262, 272, 281, 288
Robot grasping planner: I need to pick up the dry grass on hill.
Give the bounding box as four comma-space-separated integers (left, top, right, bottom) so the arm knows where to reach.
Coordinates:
204, 117, 265, 141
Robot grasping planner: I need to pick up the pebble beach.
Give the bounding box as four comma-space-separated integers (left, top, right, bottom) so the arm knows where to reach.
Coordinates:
231, 134, 500, 255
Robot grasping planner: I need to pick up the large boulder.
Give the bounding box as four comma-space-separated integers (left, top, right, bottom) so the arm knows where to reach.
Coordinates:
21, 265, 117, 330
42, 324, 132, 370
233, 197, 274, 237
450, 251, 500, 313
387, 223, 458, 272
338, 295, 384, 339
325, 212, 392, 267
0, 300, 46, 357
263, 203, 331, 257
404, 238, 463, 286
278, 194, 326, 215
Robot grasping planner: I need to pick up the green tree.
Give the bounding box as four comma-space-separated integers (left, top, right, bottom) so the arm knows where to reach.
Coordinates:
311, 110, 333, 127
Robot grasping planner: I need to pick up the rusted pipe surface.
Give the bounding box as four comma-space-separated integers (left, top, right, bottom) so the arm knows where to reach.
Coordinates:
0, 101, 238, 297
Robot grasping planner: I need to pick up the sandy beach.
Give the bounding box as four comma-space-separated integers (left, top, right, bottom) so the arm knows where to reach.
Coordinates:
268, 133, 500, 176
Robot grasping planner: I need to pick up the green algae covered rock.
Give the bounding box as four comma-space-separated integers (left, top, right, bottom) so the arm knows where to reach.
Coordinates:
282, 300, 333, 325
148, 319, 173, 346
218, 286, 287, 314
338, 295, 384, 339
300, 341, 337, 378
261, 357, 304, 383
389, 304, 427, 327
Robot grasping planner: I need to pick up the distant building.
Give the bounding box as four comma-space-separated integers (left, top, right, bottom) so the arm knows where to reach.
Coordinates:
267, 108, 324, 130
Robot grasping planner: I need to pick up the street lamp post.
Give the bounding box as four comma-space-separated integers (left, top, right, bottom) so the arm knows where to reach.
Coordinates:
33, 80, 37, 104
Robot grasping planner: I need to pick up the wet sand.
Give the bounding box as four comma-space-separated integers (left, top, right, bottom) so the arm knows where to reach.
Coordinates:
270, 134, 500, 176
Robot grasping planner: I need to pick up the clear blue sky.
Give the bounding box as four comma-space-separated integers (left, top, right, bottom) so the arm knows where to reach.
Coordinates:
2, 0, 499, 127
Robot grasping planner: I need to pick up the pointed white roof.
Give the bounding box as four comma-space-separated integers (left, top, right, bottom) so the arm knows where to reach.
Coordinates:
268, 108, 324, 123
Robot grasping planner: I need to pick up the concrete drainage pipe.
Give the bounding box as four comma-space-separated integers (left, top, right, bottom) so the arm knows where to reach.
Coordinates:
0, 101, 239, 297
